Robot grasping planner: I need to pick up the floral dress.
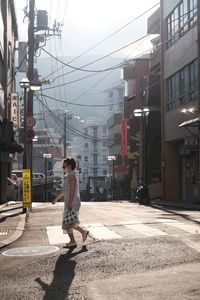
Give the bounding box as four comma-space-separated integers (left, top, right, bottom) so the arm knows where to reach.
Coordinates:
62, 170, 81, 233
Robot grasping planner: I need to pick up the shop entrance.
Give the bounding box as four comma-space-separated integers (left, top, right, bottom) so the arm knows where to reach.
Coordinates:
182, 154, 198, 203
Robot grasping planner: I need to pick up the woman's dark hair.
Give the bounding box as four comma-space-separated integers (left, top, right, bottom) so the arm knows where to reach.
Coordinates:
63, 157, 76, 170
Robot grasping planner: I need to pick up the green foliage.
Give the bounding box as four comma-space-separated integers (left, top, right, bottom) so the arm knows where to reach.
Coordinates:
127, 151, 140, 160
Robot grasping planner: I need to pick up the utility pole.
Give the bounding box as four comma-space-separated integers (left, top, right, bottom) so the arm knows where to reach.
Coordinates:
27, 0, 35, 172
63, 114, 67, 157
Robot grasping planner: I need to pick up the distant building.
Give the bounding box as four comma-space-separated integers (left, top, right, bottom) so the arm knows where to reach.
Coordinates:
81, 116, 109, 195
104, 81, 124, 118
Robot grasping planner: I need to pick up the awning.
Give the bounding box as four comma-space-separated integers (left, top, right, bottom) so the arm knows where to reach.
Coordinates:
179, 116, 200, 128
0, 138, 23, 153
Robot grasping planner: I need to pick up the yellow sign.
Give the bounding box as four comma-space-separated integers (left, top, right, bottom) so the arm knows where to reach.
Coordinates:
22, 169, 32, 208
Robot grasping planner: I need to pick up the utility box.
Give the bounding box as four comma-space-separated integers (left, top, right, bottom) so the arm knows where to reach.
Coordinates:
37, 10, 48, 30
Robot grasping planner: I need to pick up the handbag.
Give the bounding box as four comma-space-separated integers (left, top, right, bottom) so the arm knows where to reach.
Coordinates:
63, 209, 78, 226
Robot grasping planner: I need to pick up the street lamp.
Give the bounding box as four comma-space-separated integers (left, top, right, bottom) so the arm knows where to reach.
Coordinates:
20, 78, 30, 170
43, 153, 52, 202
108, 155, 116, 200
20, 77, 42, 169
133, 107, 149, 185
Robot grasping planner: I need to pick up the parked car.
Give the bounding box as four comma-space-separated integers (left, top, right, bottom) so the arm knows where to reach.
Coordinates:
33, 173, 45, 179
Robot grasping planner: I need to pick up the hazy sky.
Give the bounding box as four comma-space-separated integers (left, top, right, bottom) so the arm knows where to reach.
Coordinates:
16, 0, 159, 58
15, 0, 160, 119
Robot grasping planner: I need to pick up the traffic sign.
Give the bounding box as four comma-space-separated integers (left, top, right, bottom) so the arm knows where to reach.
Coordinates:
27, 129, 35, 140
26, 115, 36, 128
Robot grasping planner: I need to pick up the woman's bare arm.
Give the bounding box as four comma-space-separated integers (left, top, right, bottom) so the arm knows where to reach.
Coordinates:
68, 175, 76, 209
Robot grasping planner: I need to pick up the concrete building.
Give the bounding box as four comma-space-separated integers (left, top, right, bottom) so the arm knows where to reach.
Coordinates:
160, 0, 199, 203
0, 1, 23, 203
104, 81, 124, 118
82, 116, 109, 196
122, 58, 150, 197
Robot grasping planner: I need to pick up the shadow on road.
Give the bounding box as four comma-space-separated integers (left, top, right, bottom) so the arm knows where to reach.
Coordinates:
35, 245, 88, 300
150, 204, 200, 226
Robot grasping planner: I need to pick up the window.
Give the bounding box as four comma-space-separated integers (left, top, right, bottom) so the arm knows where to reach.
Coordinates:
94, 169, 97, 177
93, 127, 97, 138
103, 142, 106, 148
84, 156, 88, 162
103, 169, 107, 176
166, 0, 197, 48
167, 60, 198, 110
84, 143, 88, 148
109, 91, 113, 99
102, 127, 107, 134
103, 155, 107, 162
94, 154, 97, 165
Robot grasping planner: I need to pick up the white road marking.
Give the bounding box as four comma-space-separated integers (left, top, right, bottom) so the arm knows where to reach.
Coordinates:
46, 226, 69, 245
167, 221, 200, 234
183, 239, 200, 253
84, 223, 122, 240
121, 222, 168, 237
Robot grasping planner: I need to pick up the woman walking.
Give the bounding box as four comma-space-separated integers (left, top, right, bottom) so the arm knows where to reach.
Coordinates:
52, 157, 89, 247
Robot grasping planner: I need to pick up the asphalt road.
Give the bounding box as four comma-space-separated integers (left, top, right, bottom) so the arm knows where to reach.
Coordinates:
1, 201, 200, 299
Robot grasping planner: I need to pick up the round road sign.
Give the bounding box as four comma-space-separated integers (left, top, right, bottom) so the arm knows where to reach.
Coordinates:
27, 129, 35, 140
26, 116, 36, 128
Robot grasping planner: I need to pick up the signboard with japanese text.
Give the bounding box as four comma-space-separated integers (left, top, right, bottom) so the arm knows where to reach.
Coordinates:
121, 118, 128, 158
10, 93, 18, 130
22, 169, 32, 208
19, 96, 24, 128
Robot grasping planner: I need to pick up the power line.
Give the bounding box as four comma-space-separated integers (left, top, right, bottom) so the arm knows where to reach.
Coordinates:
35, 93, 108, 142
44, 2, 160, 79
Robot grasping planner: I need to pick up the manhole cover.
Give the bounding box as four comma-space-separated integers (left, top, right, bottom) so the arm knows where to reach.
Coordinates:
0, 229, 9, 236
2, 245, 59, 257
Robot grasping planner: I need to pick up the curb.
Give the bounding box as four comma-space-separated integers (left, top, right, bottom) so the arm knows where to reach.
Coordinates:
0, 203, 29, 250
0, 214, 26, 249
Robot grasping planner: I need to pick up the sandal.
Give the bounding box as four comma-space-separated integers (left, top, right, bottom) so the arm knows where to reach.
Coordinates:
65, 242, 77, 248
82, 230, 89, 242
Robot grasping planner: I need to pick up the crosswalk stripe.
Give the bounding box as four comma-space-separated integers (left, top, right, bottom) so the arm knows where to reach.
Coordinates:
84, 223, 122, 240
46, 226, 69, 245
120, 221, 168, 237
166, 221, 200, 234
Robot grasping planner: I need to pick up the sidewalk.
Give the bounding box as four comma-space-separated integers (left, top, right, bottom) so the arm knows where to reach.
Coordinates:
0, 201, 27, 249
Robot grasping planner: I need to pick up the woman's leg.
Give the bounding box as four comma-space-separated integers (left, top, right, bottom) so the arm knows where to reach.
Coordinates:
67, 229, 76, 244
74, 226, 89, 241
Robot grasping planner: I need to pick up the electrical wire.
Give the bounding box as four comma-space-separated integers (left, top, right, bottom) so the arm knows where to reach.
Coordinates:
44, 2, 160, 79
35, 93, 109, 142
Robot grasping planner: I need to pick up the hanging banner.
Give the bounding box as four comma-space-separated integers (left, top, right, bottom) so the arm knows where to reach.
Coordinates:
10, 93, 18, 130
121, 118, 128, 158
22, 169, 32, 208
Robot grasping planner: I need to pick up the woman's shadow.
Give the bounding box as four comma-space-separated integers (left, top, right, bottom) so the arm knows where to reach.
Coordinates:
35, 245, 88, 300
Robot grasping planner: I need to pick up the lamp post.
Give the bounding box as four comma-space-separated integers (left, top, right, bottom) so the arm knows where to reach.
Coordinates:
43, 153, 52, 202
20, 78, 42, 212
20, 78, 42, 170
20, 78, 30, 170
133, 108, 149, 185
108, 155, 116, 200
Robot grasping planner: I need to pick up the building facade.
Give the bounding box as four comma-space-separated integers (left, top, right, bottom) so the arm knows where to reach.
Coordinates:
160, 0, 199, 203
0, 1, 23, 203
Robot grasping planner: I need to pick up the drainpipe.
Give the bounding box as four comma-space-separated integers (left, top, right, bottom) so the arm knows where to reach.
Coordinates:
160, 0, 166, 201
